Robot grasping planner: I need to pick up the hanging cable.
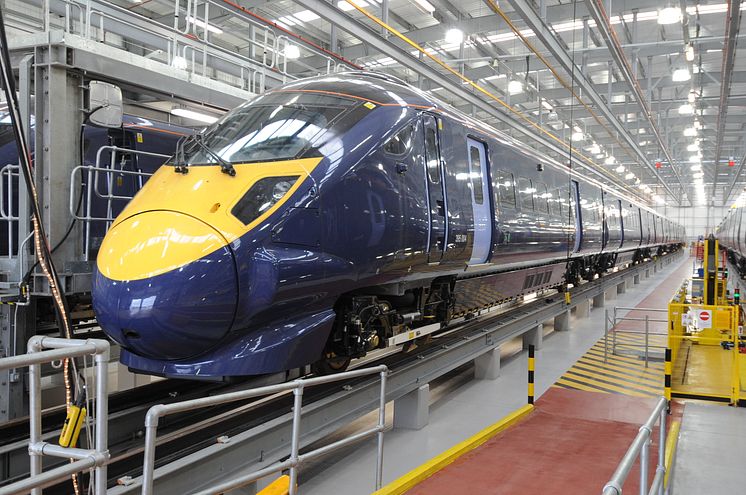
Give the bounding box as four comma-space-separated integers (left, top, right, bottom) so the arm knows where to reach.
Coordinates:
0, 7, 82, 495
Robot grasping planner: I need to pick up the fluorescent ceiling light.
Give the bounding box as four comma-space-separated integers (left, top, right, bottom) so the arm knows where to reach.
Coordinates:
678, 103, 694, 115
685, 44, 694, 61
615, 165, 625, 173
690, 164, 702, 171
588, 143, 601, 154
293, 10, 320, 22
571, 131, 584, 142
687, 143, 700, 152
638, 128, 646, 134
694, 120, 702, 129
171, 108, 219, 124
285, 45, 301, 59
507, 80, 523, 95
445, 28, 464, 44
625, 172, 635, 180
605, 155, 616, 165
413, 0, 435, 13
683, 127, 697, 137
186, 16, 223, 34
639, 141, 648, 146
688, 91, 696, 103
337, 0, 369, 11
693, 172, 704, 179
689, 154, 701, 162
596, 153, 605, 159
672, 68, 691, 82
658, 6, 681, 24
541, 100, 554, 110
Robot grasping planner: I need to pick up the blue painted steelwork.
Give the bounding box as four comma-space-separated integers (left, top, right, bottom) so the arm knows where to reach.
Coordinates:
92, 72, 686, 379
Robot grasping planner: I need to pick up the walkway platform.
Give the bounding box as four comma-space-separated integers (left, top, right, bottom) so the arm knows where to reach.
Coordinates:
403, 388, 682, 495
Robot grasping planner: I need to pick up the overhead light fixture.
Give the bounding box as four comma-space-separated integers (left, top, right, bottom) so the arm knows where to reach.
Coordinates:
685, 43, 694, 62
445, 28, 464, 45
625, 172, 635, 180
284, 44, 301, 59
694, 120, 702, 130
693, 172, 704, 179
413, 0, 436, 13
639, 141, 648, 146
171, 107, 219, 124
678, 103, 694, 115
605, 155, 616, 165
657, 6, 681, 25
690, 164, 702, 171
186, 15, 223, 34
541, 100, 554, 110
171, 55, 188, 70
337, 0, 369, 11
615, 165, 625, 173
596, 153, 605, 159
672, 68, 691, 82
293, 9, 321, 22
638, 128, 646, 134
688, 91, 696, 103
571, 131, 584, 142
653, 195, 665, 205
683, 127, 697, 137
689, 154, 701, 163
687, 143, 700, 152
588, 143, 601, 154
507, 80, 523, 95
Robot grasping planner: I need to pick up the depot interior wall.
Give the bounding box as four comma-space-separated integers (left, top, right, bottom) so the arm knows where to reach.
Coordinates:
655, 205, 728, 240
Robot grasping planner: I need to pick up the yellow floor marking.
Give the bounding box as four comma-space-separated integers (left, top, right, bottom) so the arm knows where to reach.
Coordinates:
555, 377, 610, 394
562, 370, 651, 396
578, 354, 664, 378
571, 360, 663, 390
257, 475, 290, 495
587, 346, 665, 368
371, 404, 534, 495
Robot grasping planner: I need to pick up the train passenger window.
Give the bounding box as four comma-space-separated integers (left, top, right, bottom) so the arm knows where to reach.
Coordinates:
384, 125, 413, 156
535, 182, 549, 214
553, 188, 564, 218
231, 175, 300, 225
468, 146, 484, 204
518, 177, 534, 211
496, 169, 516, 208
425, 127, 440, 184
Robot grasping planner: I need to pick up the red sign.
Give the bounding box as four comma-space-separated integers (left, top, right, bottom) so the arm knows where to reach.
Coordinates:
655, 161, 662, 169
729, 159, 735, 167
700, 312, 710, 321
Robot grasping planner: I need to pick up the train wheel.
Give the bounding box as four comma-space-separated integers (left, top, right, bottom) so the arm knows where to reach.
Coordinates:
311, 352, 352, 375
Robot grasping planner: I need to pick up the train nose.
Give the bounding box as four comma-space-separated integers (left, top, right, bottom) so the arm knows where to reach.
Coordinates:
92, 211, 238, 360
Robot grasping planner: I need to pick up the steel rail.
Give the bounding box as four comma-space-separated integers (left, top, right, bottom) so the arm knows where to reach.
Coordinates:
108, 250, 684, 495
584, 0, 685, 203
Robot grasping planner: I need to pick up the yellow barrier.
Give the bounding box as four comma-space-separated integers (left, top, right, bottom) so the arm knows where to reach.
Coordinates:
257, 475, 290, 495
371, 404, 534, 495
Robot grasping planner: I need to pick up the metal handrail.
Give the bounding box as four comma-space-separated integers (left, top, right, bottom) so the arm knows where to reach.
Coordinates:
141, 365, 389, 495
602, 397, 668, 495
604, 306, 669, 367
0, 337, 110, 495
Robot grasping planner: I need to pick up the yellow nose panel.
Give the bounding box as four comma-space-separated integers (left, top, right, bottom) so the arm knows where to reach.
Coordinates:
113, 157, 323, 243
97, 211, 228, 281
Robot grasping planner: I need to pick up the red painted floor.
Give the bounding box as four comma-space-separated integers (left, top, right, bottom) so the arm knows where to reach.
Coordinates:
406, 388, 683, 495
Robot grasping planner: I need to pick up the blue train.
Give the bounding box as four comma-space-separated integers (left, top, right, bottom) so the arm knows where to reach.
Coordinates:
92, 72, 685, 379
716, 208, 746, 275
0, 113, 189, 257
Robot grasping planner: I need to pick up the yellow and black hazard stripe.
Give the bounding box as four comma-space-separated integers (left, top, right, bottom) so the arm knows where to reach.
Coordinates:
554, 333, 665, 397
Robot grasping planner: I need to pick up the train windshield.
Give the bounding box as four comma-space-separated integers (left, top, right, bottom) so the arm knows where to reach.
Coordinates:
172, 92, 363, 166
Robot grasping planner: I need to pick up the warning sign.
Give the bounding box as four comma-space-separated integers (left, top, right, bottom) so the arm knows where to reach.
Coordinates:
695, 309, 712, 329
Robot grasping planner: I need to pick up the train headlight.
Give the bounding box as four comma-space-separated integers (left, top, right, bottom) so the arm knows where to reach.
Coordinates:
231, 175, 300, 225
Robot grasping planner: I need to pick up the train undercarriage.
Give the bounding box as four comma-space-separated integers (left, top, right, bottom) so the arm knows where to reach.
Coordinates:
314, 245, 681, 373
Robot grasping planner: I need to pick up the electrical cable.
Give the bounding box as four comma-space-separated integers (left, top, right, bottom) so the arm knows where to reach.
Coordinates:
0, 7, 81, 494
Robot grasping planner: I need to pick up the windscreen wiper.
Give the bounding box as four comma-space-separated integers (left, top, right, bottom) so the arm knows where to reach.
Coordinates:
173, 134, 236, 177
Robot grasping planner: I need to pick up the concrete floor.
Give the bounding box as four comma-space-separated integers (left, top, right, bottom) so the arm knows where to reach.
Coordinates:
300, 254, 691, 494
673, 403, 746, 494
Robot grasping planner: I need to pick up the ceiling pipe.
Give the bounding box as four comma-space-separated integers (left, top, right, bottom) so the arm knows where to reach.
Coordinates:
712, 0, 742, 199
585, 0, 688, 205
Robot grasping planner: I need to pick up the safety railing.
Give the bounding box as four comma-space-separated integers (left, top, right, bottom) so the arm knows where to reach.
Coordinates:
601, 396, 669, 495
22, 0, 355, 97
141, 365, 389, 495
0, 164, 20, 260
0, 337, 110, 495
604, 306, 669, 367
69, 145, 168, 260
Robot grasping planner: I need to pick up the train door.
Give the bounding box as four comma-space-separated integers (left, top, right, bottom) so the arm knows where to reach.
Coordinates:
423, 114, 447, 262
571, 180, 582, 252
466, 138, 491, 264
